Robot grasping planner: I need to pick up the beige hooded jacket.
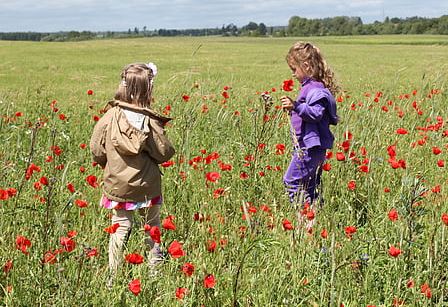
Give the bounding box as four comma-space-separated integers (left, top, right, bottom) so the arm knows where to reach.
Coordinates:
90, 100, 175, 203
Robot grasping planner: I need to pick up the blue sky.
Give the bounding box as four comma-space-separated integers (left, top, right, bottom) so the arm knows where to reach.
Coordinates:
0, 0, 447, 32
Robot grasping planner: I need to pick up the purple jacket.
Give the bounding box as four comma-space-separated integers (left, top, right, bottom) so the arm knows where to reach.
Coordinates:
290, 79, 338, 149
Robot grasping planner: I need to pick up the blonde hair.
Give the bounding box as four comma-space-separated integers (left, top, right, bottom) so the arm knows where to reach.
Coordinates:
286, 42, 340, 96
114, 63, 155, 107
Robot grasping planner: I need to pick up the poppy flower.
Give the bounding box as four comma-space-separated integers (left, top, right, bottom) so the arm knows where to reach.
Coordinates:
432, 146, 442, 155
87, 89, 94, 95
205, 172, 221, 183
86, 175, 98, 188
16, 235, 31, 254
213, 188, 225, 199
388, 208, 398, 221
104, 223, 120, 234
396, 128, 408, 135
128, 279, 141, 296
60, 237, 76, 252
176, 287, 187, 300
147, 225, 161, 243
67, 183, 76, 193
42, 250, 57, 264
442, 213, 448, 226
182, 95, 190, 102
181, 262, 195, 276
347, 180, 356, 191
437, 160, 444, 167
282, 218, 294, 231
344, 226, 357, 238
161, 160, 175, 168
3, 260, 13, 274
239, 172, 249, 180
162, 215, 176, 230
168, 240, 185, 258
320, 228, 328, 239
125, 253, 144, 264
388, 245, 401, 257
420, 283, 431, 299
336, 152, 345, 161
204, 274, 216, 288
282, 79, 294, 92
275, 143, 285, 155
207, 240, 217, 252
75, 199, 88, 208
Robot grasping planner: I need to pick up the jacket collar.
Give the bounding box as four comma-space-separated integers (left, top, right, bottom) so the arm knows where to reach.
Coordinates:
108, 100, 172, 123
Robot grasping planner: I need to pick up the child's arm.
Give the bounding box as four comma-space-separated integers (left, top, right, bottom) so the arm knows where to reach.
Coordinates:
89, 117, 108, 167
295, 98, 326, 122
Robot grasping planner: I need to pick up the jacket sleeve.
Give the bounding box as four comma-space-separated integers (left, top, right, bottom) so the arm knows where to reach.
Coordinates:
89, 115, 108, 167
294, 98, 326, 123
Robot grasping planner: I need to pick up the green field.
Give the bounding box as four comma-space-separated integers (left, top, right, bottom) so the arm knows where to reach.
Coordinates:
0, 35, 448, 306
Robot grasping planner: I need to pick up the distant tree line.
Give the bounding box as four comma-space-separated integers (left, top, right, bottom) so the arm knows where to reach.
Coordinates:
1, 15, 447, 42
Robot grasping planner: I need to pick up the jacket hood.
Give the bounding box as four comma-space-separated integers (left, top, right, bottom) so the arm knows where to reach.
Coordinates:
108, 100, 172, 124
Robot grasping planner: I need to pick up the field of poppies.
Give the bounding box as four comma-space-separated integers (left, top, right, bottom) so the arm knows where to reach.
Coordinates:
0, 35, 447, 306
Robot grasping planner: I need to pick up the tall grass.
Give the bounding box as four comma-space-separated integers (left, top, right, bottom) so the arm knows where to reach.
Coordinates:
0, 35, 447, 306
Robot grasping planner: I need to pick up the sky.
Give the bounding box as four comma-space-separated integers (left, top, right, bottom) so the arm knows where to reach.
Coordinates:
0, 0, 447, 32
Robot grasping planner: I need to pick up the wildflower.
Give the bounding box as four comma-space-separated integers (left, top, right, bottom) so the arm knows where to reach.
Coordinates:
420, 283, 432, 299
87, 89, 94, 95
336, 152, 345, 161
388, 208, 398, 221
213, 188, 225, 199
176, 287, 188, 300
344, 226, 357, 239
86, 175, 98, 188
181, 262, 195, 277
67, 183, 76, 193
162, 215, 176, 230
320, 228, 328, 239
437, 159, 444, 167
204, 274, 216, 288
388, 245, 401, 257
239, 172, 249, 180
75, 199, 88, 208
207, 240, 217, 252
168, 240, 185, 258
322, 162, 331, 171
396, 128, 408, 135
3, 260, 13, 274
146, 225, 161, 243
16, 235, 31, 254
125, 253, 144, 264
161, 160, 175, 168
104, 223, 120, 234
182, 95, 190, 102
282, 79, 294, 92
60, 237, 76, 252
128, 279, 141, 296
441, 213, 448, 226
275, 143, 285, 155
282, 218, 294, 231
432, 146, 442, 155
205, 172, 221, 183
347, 180, 356, 191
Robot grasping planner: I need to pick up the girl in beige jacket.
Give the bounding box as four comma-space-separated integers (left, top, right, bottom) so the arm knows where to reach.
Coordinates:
90, 62, 175, 284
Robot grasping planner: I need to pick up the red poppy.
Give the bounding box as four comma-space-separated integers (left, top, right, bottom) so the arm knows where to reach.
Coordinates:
182, 95, 190, 102
125, 253, 144, 264
128, 279, 141, 296
222, 91, 229, 99
282, 79, 294, 92
388, 208, 398, 221
205, 172, 221, 183
204, 274, 216, 288
168, 240, 185, 258
441, 213, 448, 226
75, 199, 88, 208
42, 250, 57, 264
336, 152, 345, 161
344, 226, 357, 238
239, 172, 249, 180
3, 260, 13, 274
282, 218, 294, 231
162, 215, 176, 230
67, 183, 76, 193
16, 235, 31, 254
320, 228, 328, 239
161, 160, 175, 168
87, 89, 94, 95
388, 245, 401, 257
147, 225, 161, 243
420, 283, 431, 299
396, 128, 408, 135
25, 163, 41, 180
104, 223, 120, 234
86, 175, 98, 188
275, 143, 285, 155
181, 262, 195, 276
437, 159, 445, 167
322, 163, 331, 171
85, 248, 98, 257
207, 240, 217, 252
213, 188, 225, 199
60, 237, 76, 252
176, 287, 188, 300
432, 146, 442, 155
347, 180, 356, 191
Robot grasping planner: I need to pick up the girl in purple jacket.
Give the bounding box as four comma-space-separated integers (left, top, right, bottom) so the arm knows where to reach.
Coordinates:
280, 42, 339, 207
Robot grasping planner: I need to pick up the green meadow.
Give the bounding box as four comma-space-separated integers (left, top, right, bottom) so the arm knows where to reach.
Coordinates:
0, 35, 447, 306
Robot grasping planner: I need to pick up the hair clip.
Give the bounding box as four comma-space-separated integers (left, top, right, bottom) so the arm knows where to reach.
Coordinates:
146, 62, 157, 77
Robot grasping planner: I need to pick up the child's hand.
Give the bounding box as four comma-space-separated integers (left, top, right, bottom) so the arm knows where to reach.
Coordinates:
280, 96, 294, 111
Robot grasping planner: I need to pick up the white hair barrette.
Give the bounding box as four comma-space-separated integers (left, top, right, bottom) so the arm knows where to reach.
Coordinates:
146, 62, 157, 77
